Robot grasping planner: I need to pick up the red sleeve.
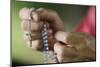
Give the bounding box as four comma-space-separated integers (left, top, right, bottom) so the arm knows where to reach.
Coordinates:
75, 6, 96, 37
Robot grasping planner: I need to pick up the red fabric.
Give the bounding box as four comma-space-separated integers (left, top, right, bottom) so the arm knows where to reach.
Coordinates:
75, 6, 96, 37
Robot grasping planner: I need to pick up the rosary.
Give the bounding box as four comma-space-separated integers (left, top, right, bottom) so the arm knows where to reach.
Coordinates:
41, 22, 59, 64
29, 9, 59, 64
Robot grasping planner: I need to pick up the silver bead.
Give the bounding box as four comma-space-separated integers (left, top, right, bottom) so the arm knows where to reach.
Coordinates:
44, 28, 47, 31
43, 36, 48, 40
44, 44, 48, 46
42, 32, 48, 36
44, 40, 48, 43
43, 24, 46, 27
46, 47, 49, 50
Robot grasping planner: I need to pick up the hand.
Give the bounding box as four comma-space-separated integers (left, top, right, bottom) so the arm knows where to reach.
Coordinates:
19, 8, 95, 63
54, 31, 96, 62
19, 7, 65, 51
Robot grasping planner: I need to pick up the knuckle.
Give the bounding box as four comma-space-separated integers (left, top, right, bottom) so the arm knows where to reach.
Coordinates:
36, 8, 45, 12
19, 7, 31, 20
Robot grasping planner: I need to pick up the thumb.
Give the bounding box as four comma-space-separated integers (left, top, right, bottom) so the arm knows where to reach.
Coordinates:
55, 31, 69, 44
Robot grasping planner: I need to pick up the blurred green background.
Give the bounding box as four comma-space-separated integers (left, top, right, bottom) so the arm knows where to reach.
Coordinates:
12, 0, 90, 66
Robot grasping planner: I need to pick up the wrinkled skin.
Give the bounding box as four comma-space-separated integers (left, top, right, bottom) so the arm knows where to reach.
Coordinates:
54, 31, 96, 62
19, 8, 96, 63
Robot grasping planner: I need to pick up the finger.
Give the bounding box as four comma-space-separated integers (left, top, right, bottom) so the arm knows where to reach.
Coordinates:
36, 8, 57, 21
55, 31, 75, 48
26, 40, 43, 51
21, 21, 53, 39
36, 8, 65, 33
26, 36, 56, 51
23, 31, 42, 41
54, 42, 65, 63
55, 31, 96, 51
55, 31, 69, 44
21, 20, 42, 32
55, 31, 88, 49
54, 42, 78, 63
19, 7, 40, 22
24, 31, 56, 51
